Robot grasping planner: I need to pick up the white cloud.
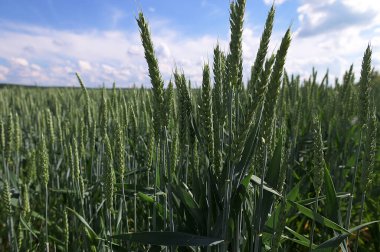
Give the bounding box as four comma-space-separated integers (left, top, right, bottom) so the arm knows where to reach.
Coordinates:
288, 0, 380, 81
263, 0, 287, 6
297, 0, 380, 37
11, 57, 29, 67
0, 65, 9, 81
201, 0, 224, 17
31, 64, 41, 71
78, 60, 92, 71
102, 64, 115, 74
109, 8, 126, 28
0, 20, 228, 87
342, 0, 380, 15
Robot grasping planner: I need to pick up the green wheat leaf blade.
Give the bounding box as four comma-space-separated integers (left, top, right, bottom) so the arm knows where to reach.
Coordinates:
111, 232, 223, 247
288, 201, 350, 234
313, 221, 380, 251
250, 175, 282, 197
66, 207, 98, 241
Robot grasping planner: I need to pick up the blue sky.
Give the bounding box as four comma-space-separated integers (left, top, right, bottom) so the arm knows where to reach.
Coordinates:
0, 0, 379, 87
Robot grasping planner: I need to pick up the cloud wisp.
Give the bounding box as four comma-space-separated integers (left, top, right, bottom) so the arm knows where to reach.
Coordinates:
263, 0, 288, 6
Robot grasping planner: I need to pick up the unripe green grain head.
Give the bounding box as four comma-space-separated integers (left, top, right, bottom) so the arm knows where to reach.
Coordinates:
311, 116, 324, 195
39, 134, 49, 188
5, 113, 14, 164
21, 184, 30, 218
103, 134, 115, 211
2, 180, 12, 217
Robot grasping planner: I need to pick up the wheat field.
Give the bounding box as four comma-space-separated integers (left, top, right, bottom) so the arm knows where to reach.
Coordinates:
1, 1, 379, 251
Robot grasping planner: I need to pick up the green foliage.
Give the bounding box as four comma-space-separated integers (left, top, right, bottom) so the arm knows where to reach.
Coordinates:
0, 3, 379, 252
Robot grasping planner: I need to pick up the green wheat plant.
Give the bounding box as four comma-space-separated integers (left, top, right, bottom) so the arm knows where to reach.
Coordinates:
0, 1, 379, 252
